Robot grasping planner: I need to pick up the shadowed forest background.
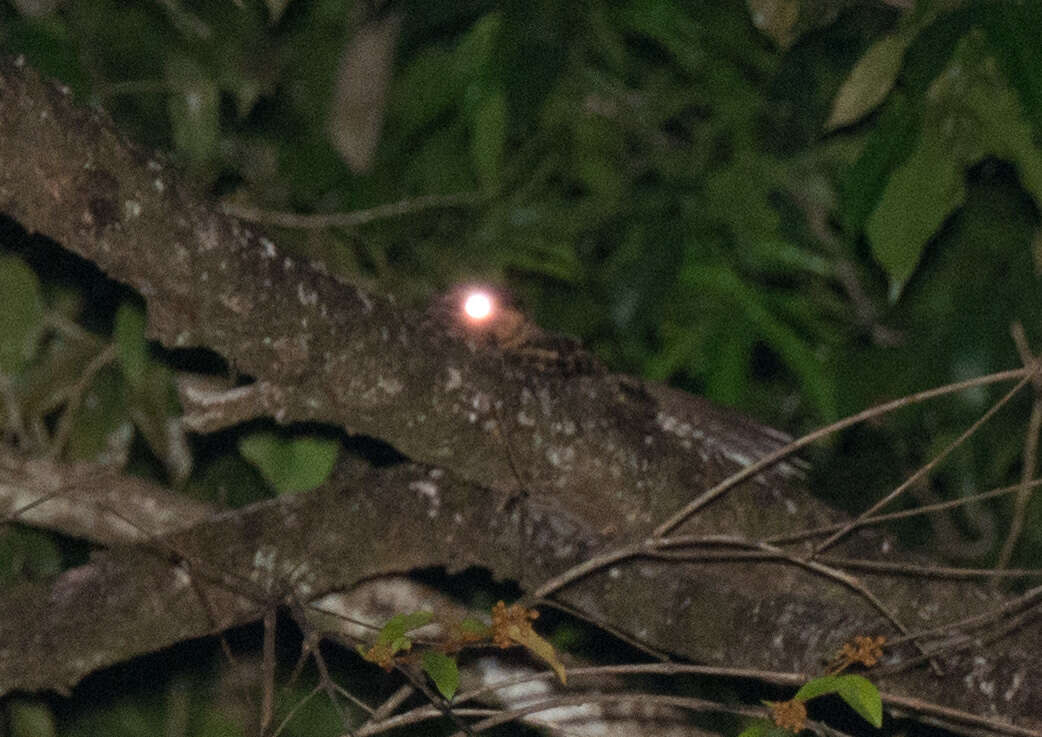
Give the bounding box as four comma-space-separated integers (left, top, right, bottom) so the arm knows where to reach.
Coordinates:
2, 0, 1042, 735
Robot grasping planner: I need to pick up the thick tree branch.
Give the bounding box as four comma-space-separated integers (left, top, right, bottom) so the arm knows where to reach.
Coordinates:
0, 448, 215, 543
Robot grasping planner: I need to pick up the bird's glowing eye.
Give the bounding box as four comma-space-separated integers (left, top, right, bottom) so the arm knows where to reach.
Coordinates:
463, 291, 494, 323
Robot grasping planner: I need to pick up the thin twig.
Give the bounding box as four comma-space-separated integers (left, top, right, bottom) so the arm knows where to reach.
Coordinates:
998, 398, 1042, 569
0, 374, 26, 446
533, 597, 674, 661
814, 371, 1036, 555
307, 634, 356, 736
287, 600, 375, 721
528, 532, 939, 671
365, 684, 415, 725
877, 601, 1042, 678
997, 322, 1042, 570
818, 556, 1042, 580
220, 192, 484, 230
883, 583, 1042, 653
48, 342, 118, 457
269, 684, 322, 737
393, 662, 476, 737
440, 661, 1042, 737
406, 660, 1042, 737
353, 708, 499, 737
642, 548, 1042, 580
883, 686, 1042, 737
489, 399, 533, 574
527, 541, 646, 602
690, 537, 942, 672
767, 478, 1042, 545
445, 692, 762, 737
653, 368, 1030, 538
1012, 322, 1042, 395
260, 608, 276, 737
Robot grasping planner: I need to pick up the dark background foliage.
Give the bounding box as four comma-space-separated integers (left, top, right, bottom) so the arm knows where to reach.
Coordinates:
2, 0, 1042, 734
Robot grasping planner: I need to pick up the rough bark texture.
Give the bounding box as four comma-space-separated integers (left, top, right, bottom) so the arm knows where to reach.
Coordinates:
1, 54, 1040, 732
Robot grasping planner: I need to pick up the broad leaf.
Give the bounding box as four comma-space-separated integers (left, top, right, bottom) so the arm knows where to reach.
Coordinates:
795, 674, 883, 728
839, 92, 920, 235
794, 674, 841, 702
736, 720, 770, 737
422, 651, 460, 700
8, 698, 55, 737
471, 89, 507, 190
866, 127, 965, 295
0, 255, 44, 375
826, 34, 906, 131
979, 4, 1042, 139
165, 53, 220, 166
835, 675, 883, 728
378, 611, 434, 646
238, 432, 339, 495
113, 302, 148, 388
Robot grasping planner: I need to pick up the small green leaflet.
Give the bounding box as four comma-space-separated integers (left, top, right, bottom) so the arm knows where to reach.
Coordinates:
114, 302, 148, 388
7, 698, 56, 737
238, 432, 339, 495
737, 720, 791, 737
422, 650, 460, 700
378, 611, 434, 651
826, 34, 906, 131
165, 53, 219, 167
835, 675, 884, 728
459, 616, 490, 637
0, 255, 44, 375
471, 89, 507, 190
356, 611, 435, 662
795, 674, 883, 728
866, 128, 964, 297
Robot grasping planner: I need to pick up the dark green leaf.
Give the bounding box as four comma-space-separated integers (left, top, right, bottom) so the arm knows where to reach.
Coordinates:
703, 152, 781, 245
113, 301, 148, 388
840, 92, 920, 235
165, 53, 220, 167
471, 90, 508, 190
979, 4, 1042, 140
0, 254, 44, 374
619, 0, 707, 76
737, 720, 791, 737
0, 527, 63, 584
393, 47, 459, 136
683, 265, 836, 419
899, 6, 975, 95
455, 10, 501, 79
127, 363, 190, 484
460, 617, 491, 636
186, 452, 267, 507
194, 710, 246, 737
866, 126, 965, 294
64, 365, 132, 462
8, 698, 56, 737
955, 39, 1042, 209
